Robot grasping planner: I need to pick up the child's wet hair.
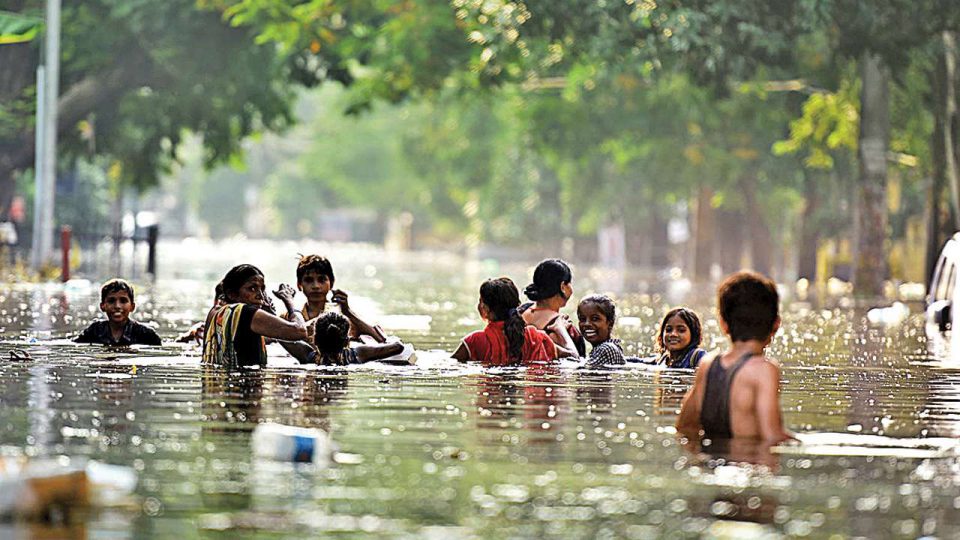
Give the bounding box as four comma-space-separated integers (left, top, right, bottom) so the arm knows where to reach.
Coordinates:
524, 259, 572, 301
214, 282, 224, 303
313, 311, 351, 355
656, 307, 703, 353
101, 278, 135, 303
296, 254, 335, 285
480, 277, 525, 361
220, 264, 264, 300
579, 294, 616, 326
717, 271, 779, 342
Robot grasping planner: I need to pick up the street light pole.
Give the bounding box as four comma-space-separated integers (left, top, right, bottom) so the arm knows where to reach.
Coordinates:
30, 0, 61, 272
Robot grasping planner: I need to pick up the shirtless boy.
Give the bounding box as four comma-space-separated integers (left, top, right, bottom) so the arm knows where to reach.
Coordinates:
676, 271, 792, 443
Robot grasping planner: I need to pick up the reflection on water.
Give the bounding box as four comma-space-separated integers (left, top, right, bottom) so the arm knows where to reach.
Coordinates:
0, 241, 958, 537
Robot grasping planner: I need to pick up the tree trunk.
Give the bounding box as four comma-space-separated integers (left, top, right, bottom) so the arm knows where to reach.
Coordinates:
853, 52, 890, 297
797, 168, 820, 281
649, 205, 670, 269
927, 48, 949, 288
692, 185, 715, 282
944, 32, 960, 230
738, 174, 773, 277
716, 208, 744, 274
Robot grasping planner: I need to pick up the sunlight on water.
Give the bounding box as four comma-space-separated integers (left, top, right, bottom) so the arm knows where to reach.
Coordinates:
0, 240, 958, 537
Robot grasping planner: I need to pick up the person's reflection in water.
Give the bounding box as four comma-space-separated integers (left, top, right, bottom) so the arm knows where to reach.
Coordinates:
199, 367, 265, 511
270, 369, 348, 432
678, 435, 783, 527
474, 365, 568, 450
574, 371, 615, 427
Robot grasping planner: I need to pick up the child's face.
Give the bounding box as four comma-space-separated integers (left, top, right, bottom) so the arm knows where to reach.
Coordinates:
100, 290, 134, 325
236, 276, 266, 306
578, 302, 611, 345
662, 314, 692, 353
298, 270, 332, 303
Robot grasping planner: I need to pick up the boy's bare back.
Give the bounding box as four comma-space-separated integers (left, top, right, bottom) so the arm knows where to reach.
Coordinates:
678, 351, 787, 441
677, 271, 790, 444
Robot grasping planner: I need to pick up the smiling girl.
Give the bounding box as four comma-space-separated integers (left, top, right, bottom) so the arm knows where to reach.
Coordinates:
656, 307, 706, 369
578, 294, 625, 368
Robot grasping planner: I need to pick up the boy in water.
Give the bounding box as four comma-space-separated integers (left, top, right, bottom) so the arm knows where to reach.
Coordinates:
294, 254, 385, 343
676, 271, 792, 443
75, 279, 162, 346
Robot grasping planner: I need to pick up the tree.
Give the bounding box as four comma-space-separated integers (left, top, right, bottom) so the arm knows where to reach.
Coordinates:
0, 0, 307, 222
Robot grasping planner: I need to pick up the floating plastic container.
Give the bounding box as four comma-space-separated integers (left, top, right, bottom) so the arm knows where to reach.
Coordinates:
251, 423, 334, 466
0, 457, 138, 520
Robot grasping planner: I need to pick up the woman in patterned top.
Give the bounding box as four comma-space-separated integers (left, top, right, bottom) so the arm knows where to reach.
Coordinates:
202, 264, 308, 368
313, 311, 405, 365
578, 294, 625, 368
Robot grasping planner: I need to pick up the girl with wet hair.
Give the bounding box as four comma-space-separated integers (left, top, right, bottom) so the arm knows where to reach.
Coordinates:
202, 264, 309, 368
311, 312, 405, 366
519, 259, 584, 358
656, 307, 706, 369
452, 277, 560, 366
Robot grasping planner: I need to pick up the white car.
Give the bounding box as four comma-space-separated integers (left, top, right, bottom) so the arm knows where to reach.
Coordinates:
927, 233, 960, 357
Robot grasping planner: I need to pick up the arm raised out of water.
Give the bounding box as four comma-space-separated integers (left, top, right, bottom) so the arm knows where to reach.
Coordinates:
247, 285, 308, 342
548, 317, 579, 359
332, 289, 387, 343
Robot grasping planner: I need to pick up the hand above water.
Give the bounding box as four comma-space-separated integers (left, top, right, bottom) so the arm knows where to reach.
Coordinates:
272, 283, 297, 309
331, 289, 351, 313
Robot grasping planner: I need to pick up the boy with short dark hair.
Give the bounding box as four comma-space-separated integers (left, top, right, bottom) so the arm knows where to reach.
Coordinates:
293, 254, 385, 343
75, 279, 162, 346
676, 271, 791, 442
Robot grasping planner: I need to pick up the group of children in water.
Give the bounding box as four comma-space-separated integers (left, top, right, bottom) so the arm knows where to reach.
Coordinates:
74, 255, 791, 444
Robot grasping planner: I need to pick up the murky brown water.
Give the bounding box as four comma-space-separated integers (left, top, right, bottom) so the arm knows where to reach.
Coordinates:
1, 240, 959, 538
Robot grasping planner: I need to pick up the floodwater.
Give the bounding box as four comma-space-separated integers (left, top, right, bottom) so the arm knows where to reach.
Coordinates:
2, 240, 960, 538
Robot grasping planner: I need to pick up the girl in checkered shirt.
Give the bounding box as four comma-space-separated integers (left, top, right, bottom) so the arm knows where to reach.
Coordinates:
578, 294, 626, 368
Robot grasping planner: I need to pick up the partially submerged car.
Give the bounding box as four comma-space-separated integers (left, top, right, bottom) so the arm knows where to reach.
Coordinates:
927, 233, 960, 356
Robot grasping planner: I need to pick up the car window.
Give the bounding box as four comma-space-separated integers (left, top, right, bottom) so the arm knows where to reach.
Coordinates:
939, 259, 956, 302
948, 263, 957, 303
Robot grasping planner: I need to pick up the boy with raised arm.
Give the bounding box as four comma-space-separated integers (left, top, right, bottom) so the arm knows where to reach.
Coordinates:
676, 271, 792, 443
293, 254, 385, 342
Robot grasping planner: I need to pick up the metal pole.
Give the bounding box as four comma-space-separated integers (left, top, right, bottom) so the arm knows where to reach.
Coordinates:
40, 0, 61, 270
30, 66, 46, 270
30, 0, 61, 272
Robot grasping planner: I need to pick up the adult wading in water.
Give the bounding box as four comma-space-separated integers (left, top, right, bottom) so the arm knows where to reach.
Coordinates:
520, 259, 584, 358
203, 264, 309, 368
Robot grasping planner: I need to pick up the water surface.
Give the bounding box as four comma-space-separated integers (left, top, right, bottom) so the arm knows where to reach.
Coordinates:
1, 240, 958, 538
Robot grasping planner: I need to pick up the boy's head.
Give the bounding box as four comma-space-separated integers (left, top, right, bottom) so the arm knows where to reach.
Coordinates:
313, 311, 350, 356
296, 254, 335, 302
100, 278, 136, 325
717, 271, 780, 343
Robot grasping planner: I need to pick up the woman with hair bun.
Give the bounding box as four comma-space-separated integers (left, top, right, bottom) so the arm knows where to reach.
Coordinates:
519, 259, 584, 358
